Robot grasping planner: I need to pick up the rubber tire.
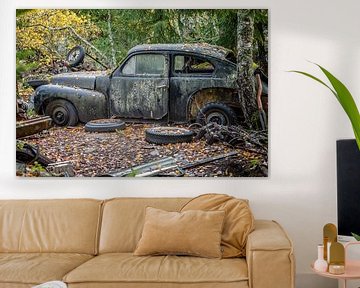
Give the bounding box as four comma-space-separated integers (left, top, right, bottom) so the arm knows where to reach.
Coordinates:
145, 127, 194, 144
85, 120, 125, 132
196, 102, 237, 126
16, 143, 53, 166
45, 99, 78, 126
66, 46, 85, 67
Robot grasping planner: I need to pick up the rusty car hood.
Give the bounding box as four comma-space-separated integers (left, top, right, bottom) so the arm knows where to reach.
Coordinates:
51, 71, 107, 90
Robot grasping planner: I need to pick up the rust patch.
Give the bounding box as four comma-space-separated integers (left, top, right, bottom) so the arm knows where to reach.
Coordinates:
188, 88, 238, 119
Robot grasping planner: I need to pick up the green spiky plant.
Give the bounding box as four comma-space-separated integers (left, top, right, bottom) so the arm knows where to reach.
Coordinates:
352, 233, 360, 241
290, 63, 360, 151
291, 64, 360, 241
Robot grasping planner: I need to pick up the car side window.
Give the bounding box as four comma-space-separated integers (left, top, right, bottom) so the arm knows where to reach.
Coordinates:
174, 55, 215, 74
122, 54, 165, 75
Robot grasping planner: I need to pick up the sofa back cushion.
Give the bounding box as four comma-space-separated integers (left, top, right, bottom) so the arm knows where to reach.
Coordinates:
99, 198, 189, 253
0, 199, 102, 254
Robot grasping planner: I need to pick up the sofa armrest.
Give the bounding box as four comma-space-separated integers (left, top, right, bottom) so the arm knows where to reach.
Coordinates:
246, 220, 295, 288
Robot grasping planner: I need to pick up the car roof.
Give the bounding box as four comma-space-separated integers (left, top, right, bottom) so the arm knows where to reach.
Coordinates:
128, 43, 236, 62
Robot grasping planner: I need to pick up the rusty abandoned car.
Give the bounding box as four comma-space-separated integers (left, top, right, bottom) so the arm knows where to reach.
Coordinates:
30, 43, 267, 126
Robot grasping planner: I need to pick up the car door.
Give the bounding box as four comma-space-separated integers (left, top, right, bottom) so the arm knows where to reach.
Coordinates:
169, 53, 216, 122
109, 53, 169, 119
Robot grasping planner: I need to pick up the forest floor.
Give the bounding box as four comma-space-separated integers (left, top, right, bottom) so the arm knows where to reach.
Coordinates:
21, 123, 266, 177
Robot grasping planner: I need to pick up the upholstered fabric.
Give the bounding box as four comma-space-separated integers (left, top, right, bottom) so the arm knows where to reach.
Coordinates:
0, 199, 102, 254
99, 198, 190, 253
181, 194, 254, 258
63, 253, 248, 285
0, 198, 295, 288
134, 207, 225, 258
67, 282, 249, 288
0, 253, 93, 285
0, 284, 33, 288
246, 220, 295, 288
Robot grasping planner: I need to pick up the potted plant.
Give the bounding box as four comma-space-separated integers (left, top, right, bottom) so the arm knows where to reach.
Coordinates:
291, 64, 360, 241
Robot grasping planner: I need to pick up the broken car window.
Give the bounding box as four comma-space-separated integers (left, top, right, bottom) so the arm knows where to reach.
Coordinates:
174, 55, 214, 74
122, 54, 165, 75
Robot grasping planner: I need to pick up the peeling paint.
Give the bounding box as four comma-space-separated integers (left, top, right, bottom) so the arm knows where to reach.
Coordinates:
33, 44, 244, 124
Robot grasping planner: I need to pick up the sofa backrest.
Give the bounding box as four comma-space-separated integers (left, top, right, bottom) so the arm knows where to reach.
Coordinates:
99, 197, 190, 253
0, 199, 102, 254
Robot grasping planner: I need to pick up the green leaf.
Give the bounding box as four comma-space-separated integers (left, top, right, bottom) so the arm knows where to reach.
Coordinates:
351, 232, 360, 241
289, 70, 337, 98
290, 64, 360, 150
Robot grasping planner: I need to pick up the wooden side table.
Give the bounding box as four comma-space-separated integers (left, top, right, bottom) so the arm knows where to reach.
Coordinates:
311, 242, 360, 288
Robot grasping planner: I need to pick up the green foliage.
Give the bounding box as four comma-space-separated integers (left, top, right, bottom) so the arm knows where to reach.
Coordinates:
16, 49, 38, 81
291, 64, 360, 150
352, 232, 360, 241
26, 108, 37, 118
16, 9, 32, 17
17, 9, 99, 65
115, 129, 125, 136
126, 168, 139, 177
16, 140, 25, 150
78, 9, 267, 65
30, 161, 46, 173
16, 9, 268, 68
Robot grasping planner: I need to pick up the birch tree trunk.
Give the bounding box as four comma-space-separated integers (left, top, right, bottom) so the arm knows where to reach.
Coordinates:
237, 10, 257, 128
107, 10, 117, 67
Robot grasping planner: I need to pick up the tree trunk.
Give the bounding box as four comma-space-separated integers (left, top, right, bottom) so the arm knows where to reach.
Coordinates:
256, 21, 268, 75
107, 10, 117, 67
237, 10, 257, 128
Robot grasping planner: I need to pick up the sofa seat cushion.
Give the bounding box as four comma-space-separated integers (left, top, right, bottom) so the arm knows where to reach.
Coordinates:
64, 253, 248, 287
0, 253, 93, 285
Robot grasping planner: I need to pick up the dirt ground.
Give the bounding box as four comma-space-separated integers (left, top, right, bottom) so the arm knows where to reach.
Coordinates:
23, 123, 266, 177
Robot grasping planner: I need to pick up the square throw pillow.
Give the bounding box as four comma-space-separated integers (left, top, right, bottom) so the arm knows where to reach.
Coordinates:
181, 193, 255, 258
134, 207, 225, 258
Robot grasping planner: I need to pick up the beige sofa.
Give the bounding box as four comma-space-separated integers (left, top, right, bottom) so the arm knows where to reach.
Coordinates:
0, 198, 295, 288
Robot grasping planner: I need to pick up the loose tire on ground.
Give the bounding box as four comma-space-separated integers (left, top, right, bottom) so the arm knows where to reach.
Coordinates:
66, 46, 86, 67
85, 119, 125, 132
196, 102, 237, 126
45, 99, 78, 126
145, 127, 194, 144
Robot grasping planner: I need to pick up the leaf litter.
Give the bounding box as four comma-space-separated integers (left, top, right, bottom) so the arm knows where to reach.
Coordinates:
25, 123, 267, 177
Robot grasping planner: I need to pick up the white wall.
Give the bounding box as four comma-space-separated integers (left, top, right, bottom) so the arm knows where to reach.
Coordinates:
2, 1, 359, 287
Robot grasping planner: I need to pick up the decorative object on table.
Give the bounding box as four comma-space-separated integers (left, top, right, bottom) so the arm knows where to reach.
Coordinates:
291, 63, 360, 150
314, 244, 328, 272
329, 242, 345, 275
323, 223, 337, 262
32, 281, 67, 288
313, 227, 360, 286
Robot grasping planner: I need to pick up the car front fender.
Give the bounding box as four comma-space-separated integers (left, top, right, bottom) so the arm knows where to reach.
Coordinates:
34, 84, 108, 123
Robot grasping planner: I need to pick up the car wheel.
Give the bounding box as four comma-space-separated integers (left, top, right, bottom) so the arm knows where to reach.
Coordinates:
45, 99, 78, 126
85, 119, 126, 132
66, 46, 85, 67
145, 127, 194, 144
196, 102, 237, 126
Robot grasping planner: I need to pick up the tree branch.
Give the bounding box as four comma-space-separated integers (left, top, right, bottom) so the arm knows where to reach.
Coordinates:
23, 24, 107, 60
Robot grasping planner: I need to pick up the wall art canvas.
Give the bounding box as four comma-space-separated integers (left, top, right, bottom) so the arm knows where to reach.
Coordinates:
16, 9, 268, 177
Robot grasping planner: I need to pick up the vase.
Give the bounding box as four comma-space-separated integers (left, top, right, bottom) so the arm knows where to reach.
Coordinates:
314, 244, 328, 272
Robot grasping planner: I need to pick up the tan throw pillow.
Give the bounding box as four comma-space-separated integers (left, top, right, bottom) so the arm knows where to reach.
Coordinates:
181, 193, 254, 258
134, 207, 225, 258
